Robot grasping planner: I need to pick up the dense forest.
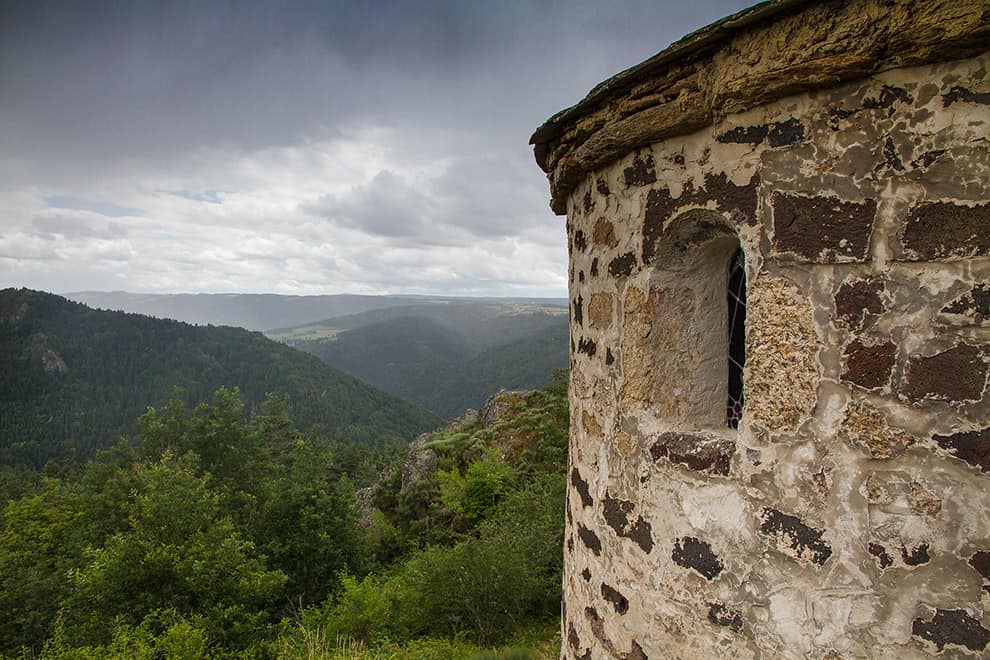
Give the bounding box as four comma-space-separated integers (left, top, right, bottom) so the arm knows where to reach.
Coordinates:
282, 303, 569, 418
0, 373, 569, 658
0, 289, 439, 468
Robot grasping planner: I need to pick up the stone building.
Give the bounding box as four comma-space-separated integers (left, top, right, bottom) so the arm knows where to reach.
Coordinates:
530, 1, 990, 657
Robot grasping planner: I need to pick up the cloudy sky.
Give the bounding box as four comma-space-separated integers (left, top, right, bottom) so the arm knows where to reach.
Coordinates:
1, 0, 752, 297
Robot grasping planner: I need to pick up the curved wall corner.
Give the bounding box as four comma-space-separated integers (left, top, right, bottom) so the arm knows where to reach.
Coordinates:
551, 33, 990, 660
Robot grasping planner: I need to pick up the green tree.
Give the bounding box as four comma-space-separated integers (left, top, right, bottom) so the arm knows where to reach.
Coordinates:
63, 453, 286, 650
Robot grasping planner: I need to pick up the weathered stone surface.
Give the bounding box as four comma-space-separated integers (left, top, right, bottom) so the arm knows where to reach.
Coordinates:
902, 344, 988, 403
649, 431, 734, 476
672, 536, 723, 580
587, 292, 614, 330
746, 275, 820, 432
760, 508, 832, 566
912, 609, 990, 652
592, 218, 618, 248
902, 202, 990, 260
573, 294, 583, 326
910, 481, 942, 517
541, 6, 990, 657
772, 192, 876, 262
834, 277, 885, 330
844, 402, 914, 459
841, 339, 896, 390
932, 427, 990, 473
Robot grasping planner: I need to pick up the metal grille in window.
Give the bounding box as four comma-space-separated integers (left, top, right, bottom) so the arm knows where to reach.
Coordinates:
727, 247, 746, 428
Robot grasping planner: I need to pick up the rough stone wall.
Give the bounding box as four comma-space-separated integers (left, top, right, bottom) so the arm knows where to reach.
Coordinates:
561, 53, 990, 659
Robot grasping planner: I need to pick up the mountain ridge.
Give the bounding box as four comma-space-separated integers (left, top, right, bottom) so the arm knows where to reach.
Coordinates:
0, 288, 440, 467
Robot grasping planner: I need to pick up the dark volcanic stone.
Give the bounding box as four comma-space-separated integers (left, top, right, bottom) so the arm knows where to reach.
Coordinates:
943, 86, 990, 107
835, 277, 885, 330
641, 173, 758, 264
627, 640, 648, 660
672, 536, 723, 580
716, 118, 804, 148
608, 252, 637, 278
573, 294, 583, 326
901, 543, 931, 566
649, 432, 735, 475
571, 467, 594, 507
766, 118, 806, 147
882, 136, 905, 171
903, 344, 987, 402
841, 339, 896, 390
577, 337, 597, 357
913, 609, 990, 652
717, 123, 769, 145
760, 508, 832, 565
708, 602, 743, 632
577, 524, 602, 556
941, 284, 990, 323
601, 583, 629, 614
933, 427, 990, 473
970, 551, 990, 580
772, 192, 876, 262
869, 542, 893, 569
624, 152, 657, 186
574, 230, 588, 252
902, 202, 990, 260
863, 85, 912, 110
603, 495, 654, 554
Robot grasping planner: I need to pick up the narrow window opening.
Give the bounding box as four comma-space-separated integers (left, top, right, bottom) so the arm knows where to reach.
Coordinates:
727, 247, 746, 428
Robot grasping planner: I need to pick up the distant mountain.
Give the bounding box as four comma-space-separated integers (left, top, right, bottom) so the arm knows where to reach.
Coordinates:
281, 301, 570, 418
64, 291, 568, 333
0, 288, 440, 468
63, 291, 411, 332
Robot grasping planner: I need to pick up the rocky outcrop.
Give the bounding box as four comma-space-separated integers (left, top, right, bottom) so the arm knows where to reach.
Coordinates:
479, 390, 524, 427
400, 433, 439, 490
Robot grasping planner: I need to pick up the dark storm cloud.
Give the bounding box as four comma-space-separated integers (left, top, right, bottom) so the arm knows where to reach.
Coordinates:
0, 0, 751, 163
0, 0, 755, 295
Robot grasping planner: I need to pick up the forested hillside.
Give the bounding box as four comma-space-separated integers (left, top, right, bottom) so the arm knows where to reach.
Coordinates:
282, 302, 569, 418
0, 377, 568, 658
0, 289, 439, 467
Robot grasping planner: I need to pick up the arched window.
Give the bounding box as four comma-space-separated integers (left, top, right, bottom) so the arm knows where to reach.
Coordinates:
638, 209, 745, 432
726, 247, 746, 428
